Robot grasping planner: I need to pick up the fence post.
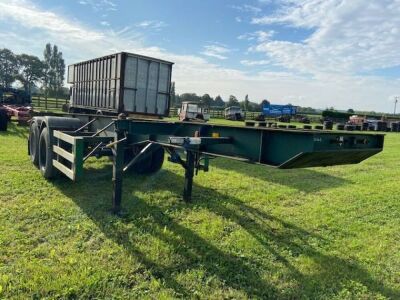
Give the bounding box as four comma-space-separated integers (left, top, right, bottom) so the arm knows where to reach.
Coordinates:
45, 93, 48, 110
38, 95, 41, 107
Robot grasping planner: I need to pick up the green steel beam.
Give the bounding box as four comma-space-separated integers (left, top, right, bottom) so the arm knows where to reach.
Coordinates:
114, 119, 384, 168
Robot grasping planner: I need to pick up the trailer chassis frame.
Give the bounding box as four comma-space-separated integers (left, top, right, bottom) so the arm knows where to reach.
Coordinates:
31, 115, 384, 214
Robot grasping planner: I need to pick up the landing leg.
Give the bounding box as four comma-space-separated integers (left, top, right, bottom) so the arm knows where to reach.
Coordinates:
112, 130, 125, 214
183, 151, 195, 202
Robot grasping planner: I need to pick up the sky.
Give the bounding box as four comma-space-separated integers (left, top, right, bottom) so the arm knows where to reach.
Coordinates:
0, 0, 400, 112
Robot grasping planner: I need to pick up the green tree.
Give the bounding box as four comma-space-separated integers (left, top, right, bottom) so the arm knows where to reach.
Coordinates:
201, 94, 213, 107
244, 94, 249, 111
180, 93, 200, 103
43, 44, 53, 96
227, 95, 239, 107
43, 43, 65, 97
214, 95, 225, 107
347, 108, 355, 113
170, 81, 176, 106
17, 54, 44, 94
0, 48, 19, 88
53, 45, 65, 94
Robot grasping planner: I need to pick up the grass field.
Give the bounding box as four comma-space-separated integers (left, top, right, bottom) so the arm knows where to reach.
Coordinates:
0, 122, 399, 299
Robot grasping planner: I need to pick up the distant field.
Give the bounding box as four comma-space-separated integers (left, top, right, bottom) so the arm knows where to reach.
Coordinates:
0, 121, 399, 299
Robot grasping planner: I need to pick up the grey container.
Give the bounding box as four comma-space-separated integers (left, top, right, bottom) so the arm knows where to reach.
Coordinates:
67, 52, 173, 116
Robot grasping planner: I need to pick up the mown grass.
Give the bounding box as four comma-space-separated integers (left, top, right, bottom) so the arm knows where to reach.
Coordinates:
0, 122, 399, 299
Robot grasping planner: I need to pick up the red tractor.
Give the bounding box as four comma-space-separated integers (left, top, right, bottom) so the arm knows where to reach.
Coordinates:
0, 87, 33, 131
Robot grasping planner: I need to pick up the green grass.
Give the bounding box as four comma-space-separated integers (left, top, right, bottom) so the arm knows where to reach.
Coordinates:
0, 122, 399, 299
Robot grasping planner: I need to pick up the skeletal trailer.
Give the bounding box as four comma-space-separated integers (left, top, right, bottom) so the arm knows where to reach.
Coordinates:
28, 113, 384, 214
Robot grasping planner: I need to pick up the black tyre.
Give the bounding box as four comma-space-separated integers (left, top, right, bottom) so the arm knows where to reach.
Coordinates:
0, 109, 7, 132
38, 127, 56, 179
29, 122, 41, 167
125, 145, 164, 175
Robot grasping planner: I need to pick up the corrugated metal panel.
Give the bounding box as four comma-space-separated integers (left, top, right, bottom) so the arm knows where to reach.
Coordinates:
67, 65, 74, 84
68, 52, 173, 117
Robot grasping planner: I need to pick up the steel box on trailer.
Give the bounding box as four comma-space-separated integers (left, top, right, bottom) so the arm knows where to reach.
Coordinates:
67, 52, 173, 117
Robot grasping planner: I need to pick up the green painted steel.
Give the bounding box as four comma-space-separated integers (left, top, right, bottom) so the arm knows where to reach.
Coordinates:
73, 138, 85, 180
114, 119, 384, 168
32, 115, 385, 213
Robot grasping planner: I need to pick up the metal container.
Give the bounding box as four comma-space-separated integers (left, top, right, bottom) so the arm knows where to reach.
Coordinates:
67, 52, 173, 116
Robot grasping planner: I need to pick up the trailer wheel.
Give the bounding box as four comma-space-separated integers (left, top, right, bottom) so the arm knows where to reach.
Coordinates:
125, 145, 165, 175
38, 127, 56, 179
0, 109, 7, 132
29, 122, 40, 166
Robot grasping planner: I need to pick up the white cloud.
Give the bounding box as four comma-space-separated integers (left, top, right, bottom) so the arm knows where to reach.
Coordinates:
238, 30, 275, 42
241, 59, 270, 66
200, 44, 231, 60
231, 4, 262, 14
251, 0, 400, 76
235, 16, 242, 23
0, 1, 105, 41
77, 0, 117, 12
0, 0, 399, 112
100, 21, 110, 26
136, 20, 167, 30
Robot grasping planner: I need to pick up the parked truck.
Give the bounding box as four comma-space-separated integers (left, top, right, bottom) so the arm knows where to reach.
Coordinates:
224, 106, 244, 121
28, 52, 385, 213
178, 101, 210, 122
0, 87, 32, 131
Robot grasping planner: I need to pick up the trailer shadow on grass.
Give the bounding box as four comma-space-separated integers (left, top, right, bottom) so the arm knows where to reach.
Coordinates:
54, 167, 399, 299
211, 158, 351, 193
0, 122, 28, 139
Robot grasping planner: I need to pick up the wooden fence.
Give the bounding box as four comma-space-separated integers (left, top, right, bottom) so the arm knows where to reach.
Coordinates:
31, 95, 69, 111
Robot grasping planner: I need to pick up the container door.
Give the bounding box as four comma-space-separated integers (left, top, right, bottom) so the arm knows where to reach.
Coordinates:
123, 56, 137, 112
157, 63, 171, 115
135, 58, 149, 114
146, 61, 159, 114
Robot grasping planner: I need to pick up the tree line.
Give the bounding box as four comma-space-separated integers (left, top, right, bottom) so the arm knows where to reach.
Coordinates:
170, 82, 270, 112
0, 44, 66, 97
